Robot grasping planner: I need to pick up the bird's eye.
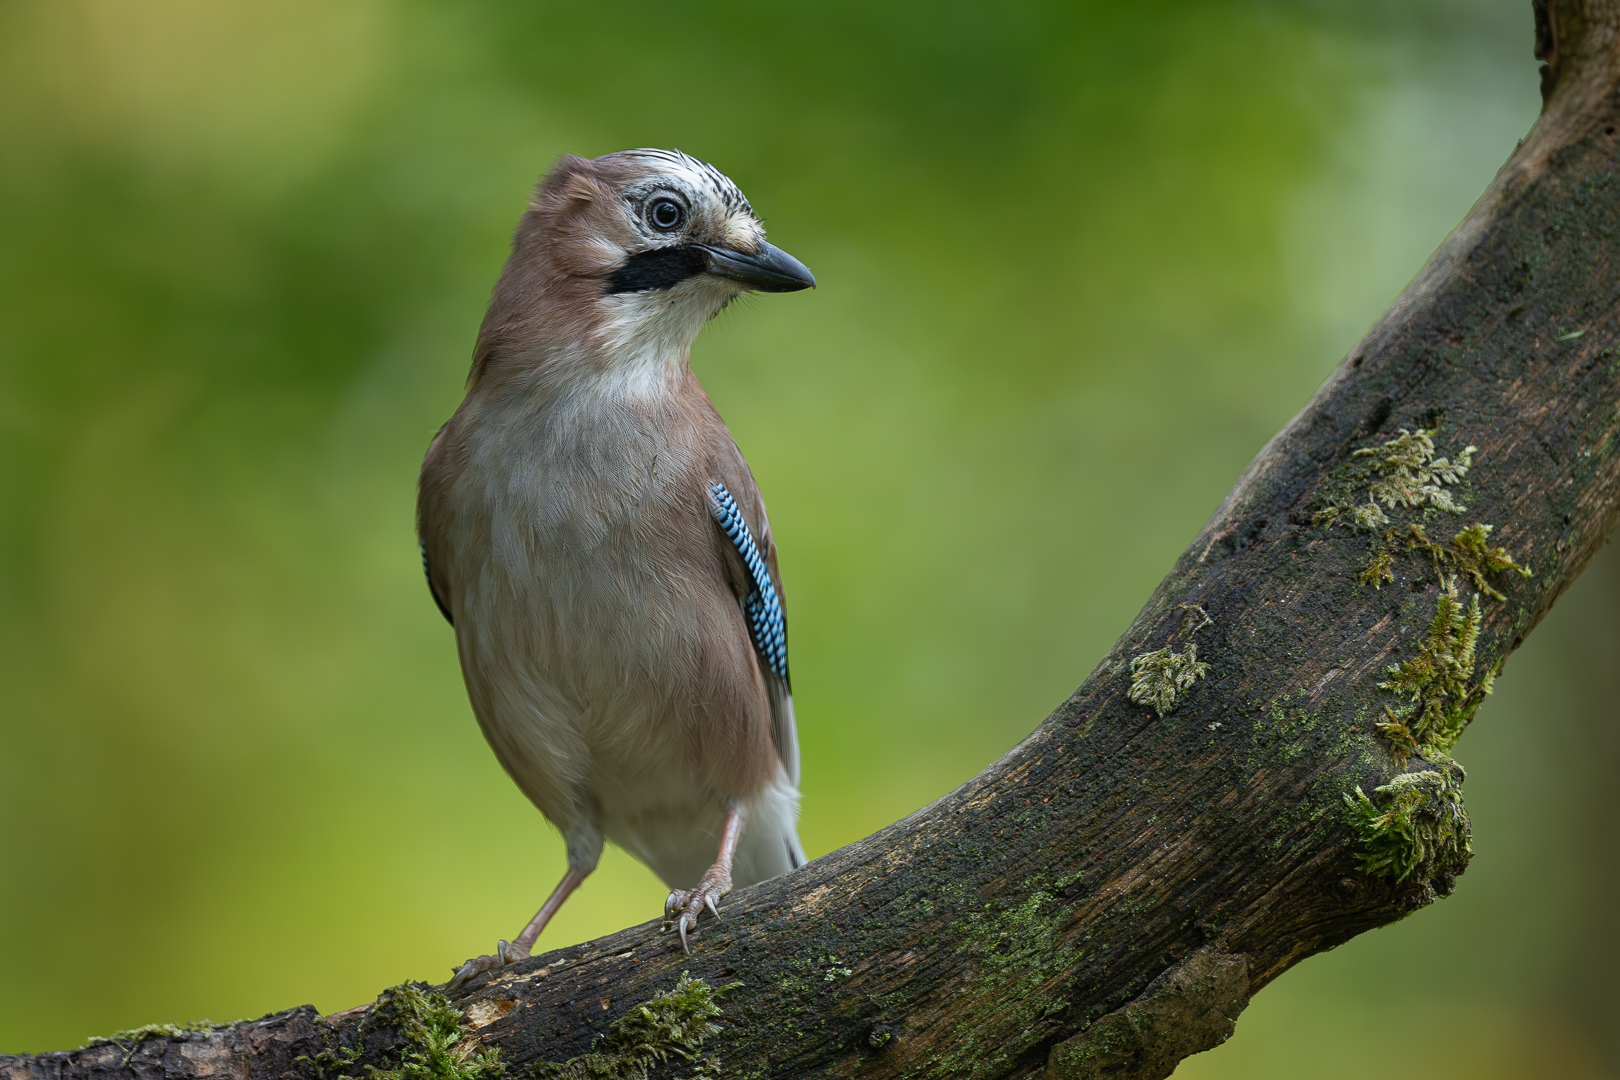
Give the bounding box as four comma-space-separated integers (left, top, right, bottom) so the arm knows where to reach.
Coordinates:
648, 198, 684, 231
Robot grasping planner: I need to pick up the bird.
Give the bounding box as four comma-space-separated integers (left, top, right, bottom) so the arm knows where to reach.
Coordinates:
416, 149, 816, 989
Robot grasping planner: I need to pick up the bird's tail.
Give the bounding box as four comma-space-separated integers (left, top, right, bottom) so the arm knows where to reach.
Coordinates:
735, 773, 806, 886
785, 821, 807, 870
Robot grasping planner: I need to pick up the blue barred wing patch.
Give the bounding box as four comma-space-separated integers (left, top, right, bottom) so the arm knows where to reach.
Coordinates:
708, 483, 788, 684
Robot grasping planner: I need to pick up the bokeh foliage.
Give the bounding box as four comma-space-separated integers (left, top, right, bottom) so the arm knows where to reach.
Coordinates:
1, 1, 1615, 1075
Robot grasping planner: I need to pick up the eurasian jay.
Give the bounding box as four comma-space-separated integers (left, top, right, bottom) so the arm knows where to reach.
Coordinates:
416, 149, 815, 988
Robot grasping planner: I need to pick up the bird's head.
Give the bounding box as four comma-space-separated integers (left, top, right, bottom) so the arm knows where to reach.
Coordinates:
486, 149, 814, 384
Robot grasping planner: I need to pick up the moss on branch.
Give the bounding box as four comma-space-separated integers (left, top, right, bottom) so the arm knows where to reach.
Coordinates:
1127, 605, 1214, 718
1343, 767, 1472, 888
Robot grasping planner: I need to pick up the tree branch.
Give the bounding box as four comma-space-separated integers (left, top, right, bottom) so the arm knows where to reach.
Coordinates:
7, 3, 1620, 1078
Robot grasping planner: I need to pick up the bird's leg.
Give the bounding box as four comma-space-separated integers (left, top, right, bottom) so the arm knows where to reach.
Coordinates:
662, 803, 744, 954
447, 864, 589, 990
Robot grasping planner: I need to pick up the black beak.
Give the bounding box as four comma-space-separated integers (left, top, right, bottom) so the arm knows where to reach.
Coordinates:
697, 241, 816, 292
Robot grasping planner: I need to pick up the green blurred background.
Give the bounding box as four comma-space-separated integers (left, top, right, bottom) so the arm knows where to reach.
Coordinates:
1, 0, 1615, 1074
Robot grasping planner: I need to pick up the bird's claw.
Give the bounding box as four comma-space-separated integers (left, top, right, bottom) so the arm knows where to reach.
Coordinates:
446, 939, 527, 991
661, 869, 732, 954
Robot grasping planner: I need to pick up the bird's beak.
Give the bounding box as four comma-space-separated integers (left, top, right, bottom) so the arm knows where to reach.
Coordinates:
697, 242, 816, 292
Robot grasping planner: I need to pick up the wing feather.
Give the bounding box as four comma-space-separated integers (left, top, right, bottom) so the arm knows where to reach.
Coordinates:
417, 423, 456, 627
705, 474, 799, 787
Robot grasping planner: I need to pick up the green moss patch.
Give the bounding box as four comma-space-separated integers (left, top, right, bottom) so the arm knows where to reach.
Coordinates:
920, 882, 1080, 1078
304, 975, 735, 1080
1343, 767, 1471, 888
81, 1019, 229, 1051
1312, 427, 1474, 531
528, 973, 737, 1080
1314, 427, 1529, 761
1127, 605, 1213, 718
1358, 546, 1396, 588
1407, 522, 1532, 601
1312, 425, 1528, 891
304, 984, 502, 1080
1374, 575, 1491, 763
366, 985, 505, 1080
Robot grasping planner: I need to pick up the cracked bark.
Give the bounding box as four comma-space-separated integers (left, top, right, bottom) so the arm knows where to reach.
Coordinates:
7, 3, 1620, 1077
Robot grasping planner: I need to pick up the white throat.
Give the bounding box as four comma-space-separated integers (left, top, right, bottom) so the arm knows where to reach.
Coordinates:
595, 274, 740, 399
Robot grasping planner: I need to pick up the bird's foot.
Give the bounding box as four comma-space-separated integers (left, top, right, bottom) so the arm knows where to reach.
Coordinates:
447, 939, 528, 991
662, 865, 733, 954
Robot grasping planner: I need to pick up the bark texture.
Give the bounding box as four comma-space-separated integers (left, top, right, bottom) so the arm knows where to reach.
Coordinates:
7, 3, 1620, 1077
